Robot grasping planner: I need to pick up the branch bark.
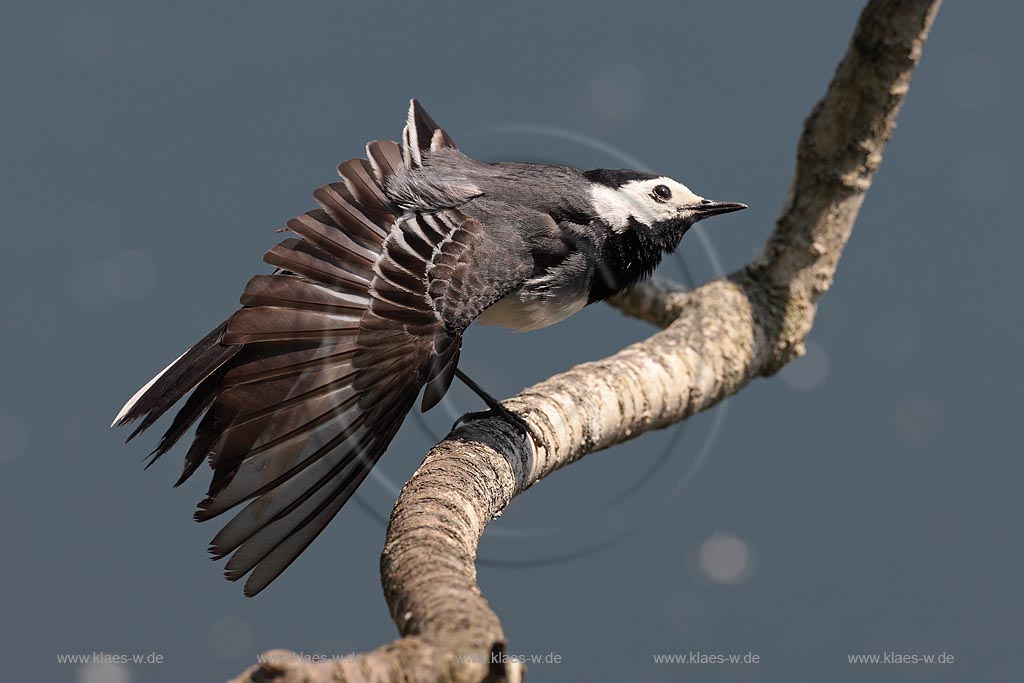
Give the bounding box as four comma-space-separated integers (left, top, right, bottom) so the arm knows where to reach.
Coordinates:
230, 1, 941, 680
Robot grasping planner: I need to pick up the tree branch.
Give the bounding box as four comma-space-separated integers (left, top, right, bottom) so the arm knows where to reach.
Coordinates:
230, 1, 941, 680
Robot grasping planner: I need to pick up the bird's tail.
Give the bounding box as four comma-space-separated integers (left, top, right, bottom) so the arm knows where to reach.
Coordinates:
112, 320, 241, 464
112, 99, 457, 595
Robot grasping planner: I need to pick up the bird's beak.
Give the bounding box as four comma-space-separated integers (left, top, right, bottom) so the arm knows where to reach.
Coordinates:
690, 200, 748, 218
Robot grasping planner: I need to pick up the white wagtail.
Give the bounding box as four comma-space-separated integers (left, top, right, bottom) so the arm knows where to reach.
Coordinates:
113, 100, 746, 595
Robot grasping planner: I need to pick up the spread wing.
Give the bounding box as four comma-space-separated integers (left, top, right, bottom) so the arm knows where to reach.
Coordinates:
112, 100, 531, 595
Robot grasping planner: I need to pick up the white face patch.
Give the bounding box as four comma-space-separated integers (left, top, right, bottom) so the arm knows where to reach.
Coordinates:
589, 177, 704, 232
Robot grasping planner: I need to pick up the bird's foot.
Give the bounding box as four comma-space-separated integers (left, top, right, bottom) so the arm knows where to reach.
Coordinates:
452, 404, 538, 446
450, 367, 539, 445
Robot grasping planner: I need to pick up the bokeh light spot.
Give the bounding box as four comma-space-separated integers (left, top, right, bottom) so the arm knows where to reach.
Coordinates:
104, 250, 157, 301
956, 148, 1012, 204
584, 64, 650, 126
208, 615, 254, 660
892, 398, 943, 450
780, 339, 830, 391
77, 662, 131, 683
59, 11, 118, 65
914, 502, 962, 549
698, 533, 753, 585
945, 54, 1000, 111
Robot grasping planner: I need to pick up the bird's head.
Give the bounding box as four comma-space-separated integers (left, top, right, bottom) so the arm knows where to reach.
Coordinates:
583, 168, 746, 250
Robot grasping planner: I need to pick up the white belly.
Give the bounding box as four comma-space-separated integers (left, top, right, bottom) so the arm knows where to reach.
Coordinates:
476, 293, 587, 332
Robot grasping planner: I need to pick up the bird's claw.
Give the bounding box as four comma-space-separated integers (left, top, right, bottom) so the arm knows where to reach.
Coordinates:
451, 405, 538, 445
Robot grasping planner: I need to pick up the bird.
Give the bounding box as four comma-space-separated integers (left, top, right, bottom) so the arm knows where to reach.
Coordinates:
112, 99, 746, 596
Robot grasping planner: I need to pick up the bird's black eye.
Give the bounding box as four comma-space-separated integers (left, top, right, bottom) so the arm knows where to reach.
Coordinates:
653, 184, 672, 201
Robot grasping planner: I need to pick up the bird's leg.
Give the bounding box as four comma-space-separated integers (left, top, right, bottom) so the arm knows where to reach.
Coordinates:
451, 368, 537, 444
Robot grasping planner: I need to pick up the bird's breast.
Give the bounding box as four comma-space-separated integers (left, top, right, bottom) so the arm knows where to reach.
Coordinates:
475, 290, 587, 332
